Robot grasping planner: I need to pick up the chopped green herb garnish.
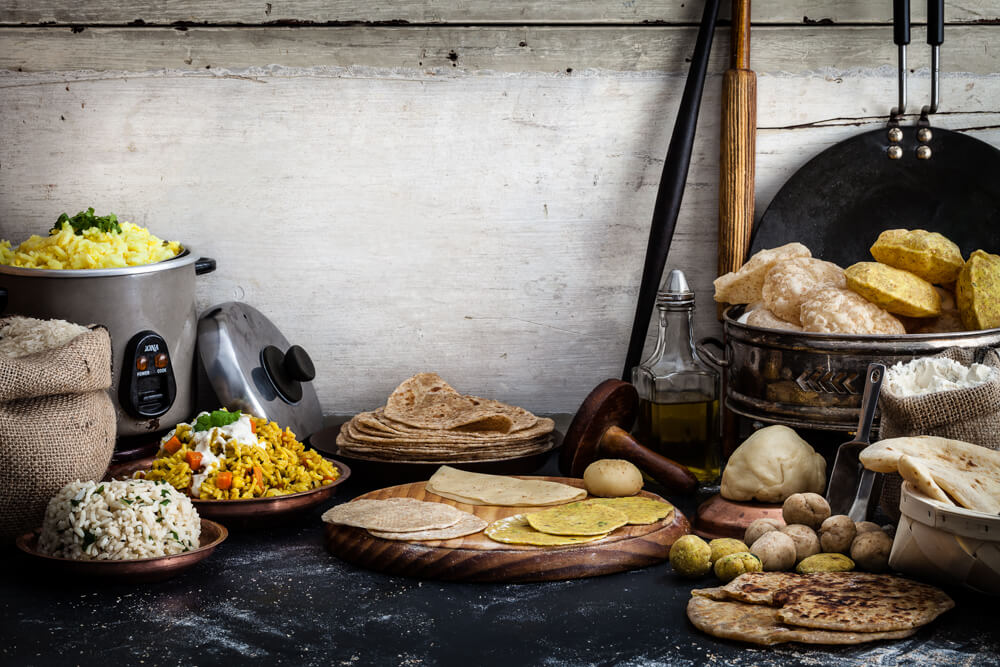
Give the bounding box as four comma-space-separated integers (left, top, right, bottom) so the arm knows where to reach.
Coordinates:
120, 498, 133, 505
70, 499, 81, 507
156, 517, 164, 523
170, 531, 180, 541
95, 485, 104, 494
194, 409, 242, 432
160, 499, 170, 505
161, 489, 171, 498
52, 207, 122, 236
82, 530, 96, 548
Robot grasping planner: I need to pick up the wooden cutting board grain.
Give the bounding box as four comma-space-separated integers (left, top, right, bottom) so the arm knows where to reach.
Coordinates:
324, 477, 689, 582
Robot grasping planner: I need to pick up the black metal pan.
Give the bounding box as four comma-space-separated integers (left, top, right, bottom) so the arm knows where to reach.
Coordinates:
749, 0, 1000, 265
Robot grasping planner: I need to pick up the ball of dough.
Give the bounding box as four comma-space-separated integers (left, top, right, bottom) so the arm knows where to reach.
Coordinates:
851, 531, 894, 573
721, 425, 826, 503
709, 538, 750, 564
744, 517, 785, 545
819, 515, 857, 554
714, 552, 763, 582
780, 524, 821, 563
782, 493, 831, 530
750, 531, 797, 571
669, 535, 712, 578
854, 521, 882, 535
583, 459, 643, 498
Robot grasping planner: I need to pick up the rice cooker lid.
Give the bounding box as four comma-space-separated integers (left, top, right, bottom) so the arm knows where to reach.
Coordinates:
197, 302, 324, 440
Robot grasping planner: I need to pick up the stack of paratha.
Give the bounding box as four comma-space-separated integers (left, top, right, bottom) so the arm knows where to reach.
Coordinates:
687, 572, 954, 646
336, 373, 556, 463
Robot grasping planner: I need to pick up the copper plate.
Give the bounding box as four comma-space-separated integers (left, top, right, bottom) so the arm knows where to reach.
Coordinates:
108, 458, 352, 522
15, 519, 228, 584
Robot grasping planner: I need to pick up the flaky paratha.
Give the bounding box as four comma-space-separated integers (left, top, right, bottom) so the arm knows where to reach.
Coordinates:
687, 595, 918, 646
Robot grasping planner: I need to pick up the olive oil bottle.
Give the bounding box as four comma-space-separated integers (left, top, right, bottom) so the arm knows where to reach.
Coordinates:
631, 269, 720, 484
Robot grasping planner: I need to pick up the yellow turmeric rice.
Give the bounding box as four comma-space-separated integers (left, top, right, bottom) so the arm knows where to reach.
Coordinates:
140, 410, 339, 500
0, 220, 180, 269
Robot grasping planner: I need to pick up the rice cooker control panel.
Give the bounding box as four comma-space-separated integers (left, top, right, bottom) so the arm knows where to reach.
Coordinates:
119, 331, 177, 419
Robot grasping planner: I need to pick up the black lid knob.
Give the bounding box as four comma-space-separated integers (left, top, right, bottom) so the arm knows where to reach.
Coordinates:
261, 344, 315, 404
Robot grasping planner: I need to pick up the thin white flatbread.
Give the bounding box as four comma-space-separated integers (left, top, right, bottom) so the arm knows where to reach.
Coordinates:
321, 498, 465, 532
426, 466, 586, 506
367, 513, 488, 541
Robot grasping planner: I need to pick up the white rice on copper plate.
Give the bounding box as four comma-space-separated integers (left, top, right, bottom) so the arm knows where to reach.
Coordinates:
37, 479, 201, 560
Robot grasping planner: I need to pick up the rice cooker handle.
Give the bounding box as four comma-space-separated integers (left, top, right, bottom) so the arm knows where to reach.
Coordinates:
195, 257, 217, 275
0, 288, 6, 314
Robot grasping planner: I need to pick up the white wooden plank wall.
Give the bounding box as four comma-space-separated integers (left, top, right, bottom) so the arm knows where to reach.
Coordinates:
1, 3, 998, 415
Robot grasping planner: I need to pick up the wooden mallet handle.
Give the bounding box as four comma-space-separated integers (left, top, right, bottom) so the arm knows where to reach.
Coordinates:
601, 426, 698, 495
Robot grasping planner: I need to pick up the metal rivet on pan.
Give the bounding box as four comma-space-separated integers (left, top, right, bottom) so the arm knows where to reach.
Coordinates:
887, 145, 903, 160
917, 128, 933, 142
888, 127, 903, 143
916, 145, 932, 160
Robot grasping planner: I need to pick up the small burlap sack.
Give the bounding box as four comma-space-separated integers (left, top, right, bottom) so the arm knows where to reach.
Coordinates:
878, 347, 1000, 519
0, 324, 116, 541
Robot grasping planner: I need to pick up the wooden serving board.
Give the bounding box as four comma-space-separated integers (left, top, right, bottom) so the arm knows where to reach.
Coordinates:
324, 477, 689, 583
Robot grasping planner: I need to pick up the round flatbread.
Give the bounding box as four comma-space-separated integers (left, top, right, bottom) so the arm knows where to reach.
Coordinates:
368, 513, 488, 541
321, 498, 465, 532
525, 501, 629, 536
582, 497, 674, 525
484, 514, 608, 546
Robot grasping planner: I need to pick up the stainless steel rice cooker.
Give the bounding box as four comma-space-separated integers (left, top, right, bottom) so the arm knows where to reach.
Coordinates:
0, 250, 216, 441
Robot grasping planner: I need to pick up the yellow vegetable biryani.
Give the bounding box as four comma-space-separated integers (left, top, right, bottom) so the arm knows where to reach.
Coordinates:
0, 208, 181, 269
138, 409, 340, 500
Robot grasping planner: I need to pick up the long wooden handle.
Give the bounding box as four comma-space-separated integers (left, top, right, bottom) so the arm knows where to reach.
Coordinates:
601, 426, 699, 495
717, 0, 756, 306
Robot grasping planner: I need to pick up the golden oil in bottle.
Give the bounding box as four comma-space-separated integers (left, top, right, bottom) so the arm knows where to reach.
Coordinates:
631, 269, 721, 485
636, 397, 720, 483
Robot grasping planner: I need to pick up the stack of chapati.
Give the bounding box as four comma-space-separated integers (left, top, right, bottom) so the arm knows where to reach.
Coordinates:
321, 498, 487, 541
336, 373, 556, 462
688, 572, 954, 646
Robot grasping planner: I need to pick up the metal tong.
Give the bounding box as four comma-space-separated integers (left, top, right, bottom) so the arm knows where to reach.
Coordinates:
826, 363, 885, 521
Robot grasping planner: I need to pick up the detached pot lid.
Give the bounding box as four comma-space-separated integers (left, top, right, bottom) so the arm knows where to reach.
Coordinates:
197, 302, 323, 440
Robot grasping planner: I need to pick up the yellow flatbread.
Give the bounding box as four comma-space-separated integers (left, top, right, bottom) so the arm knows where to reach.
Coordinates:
426, 466, 586, 506
582, 497, 674, 525
484, 514, 608, 546
525, 501, 629, 536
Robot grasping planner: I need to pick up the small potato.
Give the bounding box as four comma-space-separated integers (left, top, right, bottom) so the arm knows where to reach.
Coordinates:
709, 538, 750, 564
744, 518, 785, 546
669, 535, 712, 578
851, 531, 893, 573
854, 521, 882, 535
782, 493, 831, 530
750, 531, 797, 572
796, 552, 855, 574
780, 524, 821, 563
583, 459, 643, 498
819, 515, 857, 554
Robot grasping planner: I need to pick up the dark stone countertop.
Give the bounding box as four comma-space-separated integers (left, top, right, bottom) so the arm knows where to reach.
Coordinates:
3, 449, 997, 667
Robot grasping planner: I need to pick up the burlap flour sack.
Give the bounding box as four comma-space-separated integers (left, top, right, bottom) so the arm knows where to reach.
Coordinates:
878, 347, 1000, 518
0, 320, 116, 541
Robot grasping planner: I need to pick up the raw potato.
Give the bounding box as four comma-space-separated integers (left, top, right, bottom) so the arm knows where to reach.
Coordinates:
956, 249, 1000, 330
796, 552, 856, 574
583, 459, 643, 498
709, 538, 750, 564
762, 257, 846, 324
870, 229, 965, 285
782, 493, 831, 530
799, 288, 906, 335
745, 518, 785, 546
714, 552, 763, 582
819, 515, 858, 554
745, 308, 802, 332
851, 531, 893, 573
670, 534, 712, 578
845, 262, 941, 318
854, 521, 881, 535
714, 243, 812, 305
780, 524, 821, 563
750, 531, 797, 572
721, 425, 826, 503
